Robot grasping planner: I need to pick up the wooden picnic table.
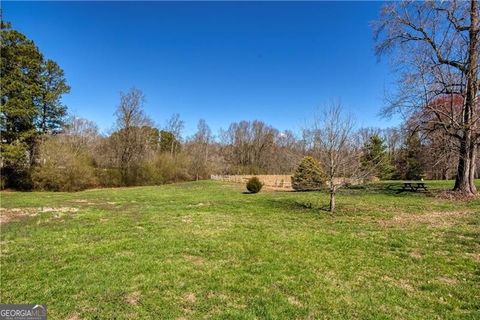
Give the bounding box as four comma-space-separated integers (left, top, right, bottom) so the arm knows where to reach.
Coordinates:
401, 181, 428, 192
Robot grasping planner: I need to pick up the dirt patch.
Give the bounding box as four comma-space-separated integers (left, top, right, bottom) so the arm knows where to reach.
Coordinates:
183, 292, 196, 304
287, 296, 302, 307
0, 208, 32, 224
184, 255, 205, 266
187, 202, 210, 208
437, 276, 459, 285
181, 216, 193, 224
382, 275, 415, 292
41, 207, 79, 213
378, 210, 475, 228
72, 199, 88, 203
468, 253, 480, 262
0, 207, 79, 224
409, 249, 423, 259
126, 291, 141, 305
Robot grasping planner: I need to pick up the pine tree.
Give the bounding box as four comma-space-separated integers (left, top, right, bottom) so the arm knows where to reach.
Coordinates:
291, 156, 324, 191
0, 21, 70, 188
361, 134, 394, 179
398, 133, 425, 180
36, 59, 70, 134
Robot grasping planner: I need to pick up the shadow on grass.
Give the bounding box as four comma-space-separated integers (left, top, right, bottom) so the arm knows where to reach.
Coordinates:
264, 197, 331, 213
344, 182, 432, 196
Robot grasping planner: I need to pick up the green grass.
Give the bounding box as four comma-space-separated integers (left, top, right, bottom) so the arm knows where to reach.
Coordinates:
1, 180, 479, 319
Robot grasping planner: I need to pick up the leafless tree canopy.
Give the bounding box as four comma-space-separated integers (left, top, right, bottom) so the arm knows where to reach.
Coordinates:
186, 119, 213, 180
112, 88, 154, 184
303, 102, 363, 212
374, 0, 479, 194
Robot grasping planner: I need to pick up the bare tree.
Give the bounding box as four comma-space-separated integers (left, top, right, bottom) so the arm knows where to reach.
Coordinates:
425, 130, 458, 180
64, 116, 99, 149
306, 102, 363, 212
165, 113, 184, 156
113, 88, 153, 184
220, 120, 277, 174
272, 130, 303, 174
187, 119, 212, 180
374, 0, 479, 195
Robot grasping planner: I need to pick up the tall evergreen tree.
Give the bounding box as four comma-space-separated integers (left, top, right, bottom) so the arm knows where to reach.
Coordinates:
361, 134, 394, 179
291, 156, 324, 191
398, 133, 426, 180
0, 21, 69, 188
36, 59, 70, 134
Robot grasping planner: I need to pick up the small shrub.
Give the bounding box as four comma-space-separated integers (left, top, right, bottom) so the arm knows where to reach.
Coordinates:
291, 156, 325, 191
246, 176, 263, 193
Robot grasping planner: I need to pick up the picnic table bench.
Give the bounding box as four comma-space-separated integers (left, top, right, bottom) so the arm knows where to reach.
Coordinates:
400, 182, 428, 192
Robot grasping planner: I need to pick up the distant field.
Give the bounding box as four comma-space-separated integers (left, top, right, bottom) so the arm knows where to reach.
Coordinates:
1, 180, 479, 319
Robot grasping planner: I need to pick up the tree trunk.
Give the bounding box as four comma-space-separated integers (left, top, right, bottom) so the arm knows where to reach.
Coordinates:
329, 189, 335, 212
454, 138, 476, 194
329, 180, 336, 212
453, 0, 478, 195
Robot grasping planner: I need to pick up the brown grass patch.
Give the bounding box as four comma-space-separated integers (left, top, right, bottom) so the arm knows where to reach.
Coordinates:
378, 210, 475, 228
183, 292, 196, 304
432, 190, 479, 201
184, 255, 205, 266
437, 276, 458, 285
409, 249, 423, 259
382, 276, 415, 292
0, 207, 79, 224
126, 291, 141, 305
287, 296, 302, 307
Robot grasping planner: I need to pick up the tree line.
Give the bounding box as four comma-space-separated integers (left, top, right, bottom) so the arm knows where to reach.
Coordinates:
4, 84, 477, 192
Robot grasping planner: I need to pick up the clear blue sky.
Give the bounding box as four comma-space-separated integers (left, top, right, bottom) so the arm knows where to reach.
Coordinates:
4, 1, 398, 136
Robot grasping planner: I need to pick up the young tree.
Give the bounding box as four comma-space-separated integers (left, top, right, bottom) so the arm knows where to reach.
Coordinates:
374, 0, 479, 195
307, 102, 362, 212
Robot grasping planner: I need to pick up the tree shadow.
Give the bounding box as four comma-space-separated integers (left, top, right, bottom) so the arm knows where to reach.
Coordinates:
264, 197, 331, 213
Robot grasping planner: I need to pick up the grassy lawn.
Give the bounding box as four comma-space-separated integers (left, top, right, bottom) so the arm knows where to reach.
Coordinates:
1, 180, 479, 319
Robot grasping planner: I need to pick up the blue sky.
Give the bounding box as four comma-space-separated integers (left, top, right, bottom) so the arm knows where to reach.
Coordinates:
4, 1, 398, 136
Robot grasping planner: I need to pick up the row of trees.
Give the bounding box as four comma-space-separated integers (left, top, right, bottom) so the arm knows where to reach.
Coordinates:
27, 91, 480, 193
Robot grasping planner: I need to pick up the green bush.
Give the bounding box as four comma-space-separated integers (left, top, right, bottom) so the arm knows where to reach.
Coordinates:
246, 176, 263, 193
291, 156, 324, 191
